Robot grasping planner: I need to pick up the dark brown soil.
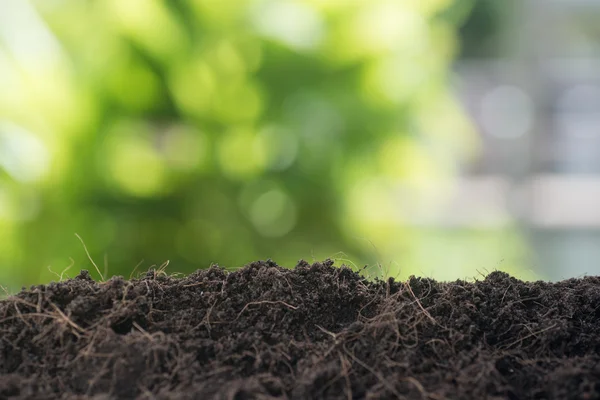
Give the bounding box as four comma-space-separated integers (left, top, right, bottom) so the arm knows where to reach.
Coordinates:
1, 259, 600, 400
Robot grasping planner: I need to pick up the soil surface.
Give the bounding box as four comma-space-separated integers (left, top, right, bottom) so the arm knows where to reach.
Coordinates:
1, 259, 600, 399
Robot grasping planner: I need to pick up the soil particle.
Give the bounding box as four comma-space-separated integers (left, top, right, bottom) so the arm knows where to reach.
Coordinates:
2, 260, 600, 399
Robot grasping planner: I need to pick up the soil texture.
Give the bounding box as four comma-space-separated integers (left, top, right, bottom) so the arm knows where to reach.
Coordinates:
2, 259, 600, 399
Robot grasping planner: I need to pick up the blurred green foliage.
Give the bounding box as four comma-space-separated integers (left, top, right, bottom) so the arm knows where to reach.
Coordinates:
457, 0, 511, 58
0, 0, 531, 289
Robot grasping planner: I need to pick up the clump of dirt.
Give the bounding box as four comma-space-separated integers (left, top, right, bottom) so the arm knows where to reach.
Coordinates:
1, 259, 600, 399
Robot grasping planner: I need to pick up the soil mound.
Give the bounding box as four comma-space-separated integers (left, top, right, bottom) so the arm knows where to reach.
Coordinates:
2, 259, 600, 399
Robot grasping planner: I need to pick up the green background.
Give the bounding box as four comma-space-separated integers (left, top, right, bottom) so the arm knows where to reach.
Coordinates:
0, 0, 533, 290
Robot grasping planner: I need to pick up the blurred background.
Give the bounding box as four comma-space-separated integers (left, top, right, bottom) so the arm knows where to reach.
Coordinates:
0, 0, 596, 289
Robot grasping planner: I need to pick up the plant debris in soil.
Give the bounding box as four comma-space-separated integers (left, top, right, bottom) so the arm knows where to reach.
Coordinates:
2, 259, 600, 399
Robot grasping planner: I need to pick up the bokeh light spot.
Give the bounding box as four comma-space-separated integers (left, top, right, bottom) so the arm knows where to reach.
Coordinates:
106, 55, 160, 112
212, 80, 264, 123
0, 186, 40, 222
161, 125, 210, 172
356, 3, 427, 55
217, 129, 266, 180
480, 85, 533, 139
255, 124, 299, 171
110, 0, 186, 61
104, 124, 167, 197
169, 59, 215, 118
249, 189, 297, 237
0, 122, 50, 183
282, 92, 343, 147
251, 0, 324, 51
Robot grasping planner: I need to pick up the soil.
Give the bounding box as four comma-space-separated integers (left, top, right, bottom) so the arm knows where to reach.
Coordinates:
1, 259, 600, 400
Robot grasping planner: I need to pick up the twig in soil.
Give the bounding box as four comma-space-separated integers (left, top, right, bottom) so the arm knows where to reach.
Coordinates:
276, 349, 296, 379
0, 299, 85, 338
75, 233, 105, 281
342, 343, 402, 399
499, 323, 558, 350
13, 302, 33, 329
182, 280, 224, 288
404, 280, 436, 324
146, 260, 170, 280
316, 323, 365, 361
367, 309, 421, 350
156, 260, 170, 277
201, 365, 235, 379
402, 376, 430, 400
475, 268, 490, 280
316, 324, 338, 340
235, 300, 298, 320
86, 355, 113, 396
3, 296, 36, 310
50, 302, 86, 335
338, 352, 353, 400
138, 385, 156, 400
500, 283, 513, 306
132, 321, 154, 342
2, 297, 43, 327
0, 312, 65, 325
0, 283, 9, 297
283, 275, 295, 297
356, 295, 379, 322
315, 351, 352, 398
129, 259, 145, 280
192, 299, 218, 335
47, 257, 75, 281
71, 329, 102, 363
